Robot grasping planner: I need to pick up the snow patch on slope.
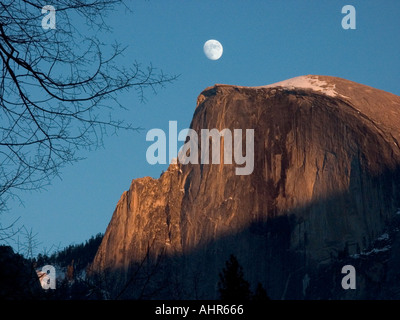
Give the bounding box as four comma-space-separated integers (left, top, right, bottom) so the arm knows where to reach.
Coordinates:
259, 75, 348, 98
351, 245, 391, 259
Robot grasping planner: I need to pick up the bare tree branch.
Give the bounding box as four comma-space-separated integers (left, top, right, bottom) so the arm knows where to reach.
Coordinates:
0, 216, 21, 243
0, 0, 177, 212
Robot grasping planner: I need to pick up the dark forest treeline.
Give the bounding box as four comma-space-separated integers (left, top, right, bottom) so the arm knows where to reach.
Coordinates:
35, 233, 103, 273
0, 233, 104, 300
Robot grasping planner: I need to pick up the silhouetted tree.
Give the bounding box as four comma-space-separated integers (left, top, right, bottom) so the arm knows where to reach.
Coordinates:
218, 254, 252, 301
16, 226, 41, 260
252, 282, 270, 301
0, 1, 177, 212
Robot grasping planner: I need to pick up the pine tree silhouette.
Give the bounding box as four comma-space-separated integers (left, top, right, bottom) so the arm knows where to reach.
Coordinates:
218, 254, 252, 300
253, 282, 270, 301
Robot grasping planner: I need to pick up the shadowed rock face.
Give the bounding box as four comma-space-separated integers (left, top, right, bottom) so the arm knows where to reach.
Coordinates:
91, 75, 400, 299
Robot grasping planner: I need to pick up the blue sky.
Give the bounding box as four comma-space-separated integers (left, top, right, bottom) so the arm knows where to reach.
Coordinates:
3, 0, 400, 255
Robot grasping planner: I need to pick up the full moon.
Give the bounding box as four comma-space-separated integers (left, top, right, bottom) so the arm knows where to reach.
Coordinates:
203, 39, 223, 60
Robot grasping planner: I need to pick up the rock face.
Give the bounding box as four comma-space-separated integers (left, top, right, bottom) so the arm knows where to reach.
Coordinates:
91, 75, 400, 299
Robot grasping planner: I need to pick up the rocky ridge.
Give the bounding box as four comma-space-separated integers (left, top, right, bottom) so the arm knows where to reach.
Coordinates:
91, 75, 400, 299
